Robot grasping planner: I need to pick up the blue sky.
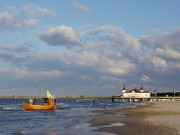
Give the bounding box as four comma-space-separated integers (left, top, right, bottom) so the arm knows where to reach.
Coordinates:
0, 0, 180, 96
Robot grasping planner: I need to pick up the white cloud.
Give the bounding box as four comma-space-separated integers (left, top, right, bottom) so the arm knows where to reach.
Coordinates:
151, 57, 168, 68
37, 25, 83, 47
141, 75, 151, 82
1, 25, 180, 95
0, 4, 55, 32
44, 50, 135, 76
0, 45, 31, 52
104, 32, 141, 52
2, 68, 62, 79
96, 57, 136, 75
21, 4, 55, 18
139, 28, 180, 76
156, 48, 180, 60
85, 25, 142, 52
140, 29, 180, 55
171, 63, 180, 69
72, 2, 91, 13
0, 12, 20, 31
23, 19, 40, 28
86, 25, 118, 34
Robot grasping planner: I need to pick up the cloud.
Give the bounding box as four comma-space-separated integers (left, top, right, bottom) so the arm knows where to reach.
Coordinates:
23, 19, 40, 28
72, 2, 91, 13
85, 25, 142, 52
21, 4, 55, 18
156, 48, 180, 60
1, 25, 180, 95
0, 12, 38, 31
0, 67, 63, 92
0, 4, 55, 32
0, 42, 135, 81
140, 28, 180, 53
151, 57, 168, 68
59, 51, 135, 75
0, 47, 136, 96
0, 45, 31, 53
86, 25, 121, 36
141, 75, 151, 82
139, 28, 180, 74
95, 57, 136, 75
0, 12, 40, 31
0, 44, 36, 69
0, 12, 21, 31
37, 25, 83, 47
104, 32, 141, 52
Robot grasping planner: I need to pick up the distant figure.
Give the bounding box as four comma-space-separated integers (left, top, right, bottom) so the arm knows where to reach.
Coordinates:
29, 99, 33, 104
33, 98, 37, 105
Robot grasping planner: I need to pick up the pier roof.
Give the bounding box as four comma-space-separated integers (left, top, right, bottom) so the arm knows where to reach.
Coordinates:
124, 88, 150, 93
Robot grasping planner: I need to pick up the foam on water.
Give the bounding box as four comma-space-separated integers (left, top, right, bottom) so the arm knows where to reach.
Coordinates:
70, 123, 117, 135
98, 122, 126, 128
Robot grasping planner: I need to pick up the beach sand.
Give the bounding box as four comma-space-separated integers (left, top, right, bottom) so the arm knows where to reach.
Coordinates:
89, 100, 180, 135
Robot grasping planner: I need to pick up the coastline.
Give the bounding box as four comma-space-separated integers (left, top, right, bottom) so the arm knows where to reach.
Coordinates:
89, 101, 180, 135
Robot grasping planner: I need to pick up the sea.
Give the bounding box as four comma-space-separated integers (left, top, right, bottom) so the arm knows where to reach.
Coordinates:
0, 98, 137, 135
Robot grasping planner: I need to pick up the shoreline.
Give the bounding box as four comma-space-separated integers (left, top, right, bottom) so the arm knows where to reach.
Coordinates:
88, 101, 180, 135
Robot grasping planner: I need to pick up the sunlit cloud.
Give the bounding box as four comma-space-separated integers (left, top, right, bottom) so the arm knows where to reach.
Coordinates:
37, 25, 83, 47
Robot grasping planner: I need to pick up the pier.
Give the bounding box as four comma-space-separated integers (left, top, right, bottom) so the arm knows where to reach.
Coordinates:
112, 96, 180, 103
0, 96, 111, 103
0, 96, 180, 103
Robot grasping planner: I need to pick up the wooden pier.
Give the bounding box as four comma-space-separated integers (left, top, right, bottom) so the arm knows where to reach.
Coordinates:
0, 96, 111, 102
112, 96, 180, 103
0, 96, 180, 103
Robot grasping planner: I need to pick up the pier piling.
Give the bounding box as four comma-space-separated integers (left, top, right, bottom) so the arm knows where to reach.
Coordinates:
122, 98, 125, 103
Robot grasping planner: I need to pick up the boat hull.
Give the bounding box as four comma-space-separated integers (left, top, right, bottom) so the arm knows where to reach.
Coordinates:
22, 102, 56, 111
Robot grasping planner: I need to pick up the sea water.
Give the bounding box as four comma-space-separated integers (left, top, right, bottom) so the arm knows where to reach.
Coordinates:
0, 99, 136, 135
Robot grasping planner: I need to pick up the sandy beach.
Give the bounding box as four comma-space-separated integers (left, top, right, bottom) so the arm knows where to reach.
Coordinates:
89, 100, 180, 135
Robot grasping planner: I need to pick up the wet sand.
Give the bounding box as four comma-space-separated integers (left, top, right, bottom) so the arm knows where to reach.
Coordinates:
89, 101, 180, 135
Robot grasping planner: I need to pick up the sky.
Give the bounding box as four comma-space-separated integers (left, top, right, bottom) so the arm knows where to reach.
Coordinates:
0, 0, 180, 96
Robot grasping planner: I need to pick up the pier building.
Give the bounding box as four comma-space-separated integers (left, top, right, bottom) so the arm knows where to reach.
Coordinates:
122, 87, 150, 98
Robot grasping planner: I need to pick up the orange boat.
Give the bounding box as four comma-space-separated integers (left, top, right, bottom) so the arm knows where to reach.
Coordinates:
22, 91, 57, 111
